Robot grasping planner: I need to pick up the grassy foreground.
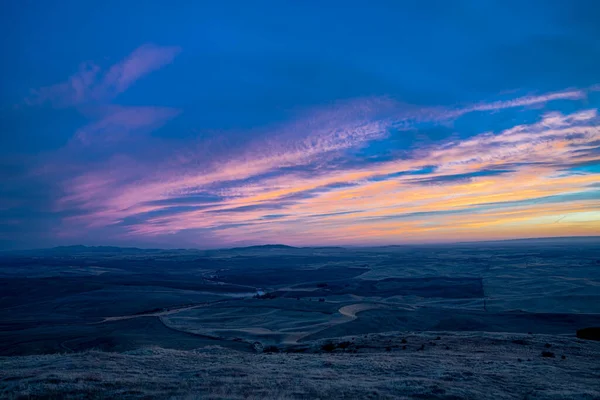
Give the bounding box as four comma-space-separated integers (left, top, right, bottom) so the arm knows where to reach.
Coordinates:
2, 331, 599, 399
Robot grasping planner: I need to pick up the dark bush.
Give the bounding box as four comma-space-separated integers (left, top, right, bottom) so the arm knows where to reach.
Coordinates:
541, 351, 555, 358
263, 345, 280, 353
285, 347, 308, 353
337, 341, 352, 349
576, 327, 600, 341
321, 342, 336, 352
544, 343, 552, 348
385, 346, 391, 352
254, 292, 277, 299
317, 283, 328, 288
512, 339, 528, 345
401, 338, 407, 344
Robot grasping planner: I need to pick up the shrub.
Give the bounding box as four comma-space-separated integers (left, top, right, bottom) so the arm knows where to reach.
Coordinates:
263, 346, 279, 353
401, 338, 407, 344
512, 339, 528, 345
337, 341, 352, 349
576, 327, 600, 341
541, 351, 555, 358
254, 292, 277, 299
544, 343, 552, 348
321, 342, 336, 352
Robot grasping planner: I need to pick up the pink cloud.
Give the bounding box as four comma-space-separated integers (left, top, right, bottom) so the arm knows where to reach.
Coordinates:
101, 44, 181, 96
52, 86, 600, 244
73, 105, 180, 144
26, 62, 100, 108
26, 44, 180, 108
464, 89, 586, 113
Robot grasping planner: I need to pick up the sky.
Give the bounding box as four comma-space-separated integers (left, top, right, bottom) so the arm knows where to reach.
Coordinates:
1, 0, 599, 249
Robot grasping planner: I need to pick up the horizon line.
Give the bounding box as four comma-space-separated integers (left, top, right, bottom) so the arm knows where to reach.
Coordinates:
3, 235, 599, 253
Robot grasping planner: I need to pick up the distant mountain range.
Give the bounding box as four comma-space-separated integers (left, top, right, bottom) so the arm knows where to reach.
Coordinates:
1, 236, 597, 255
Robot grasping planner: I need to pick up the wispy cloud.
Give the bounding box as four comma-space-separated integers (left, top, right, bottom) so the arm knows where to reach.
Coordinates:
6, 1, 600, 250
462, 89, 587, 113
74, 106, 180, 144
101, 44, 181, 96
26, 44, 181, 107
53, 86, 600, 245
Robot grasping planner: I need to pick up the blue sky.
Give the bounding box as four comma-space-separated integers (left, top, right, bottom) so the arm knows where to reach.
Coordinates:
1, 0, 599, 249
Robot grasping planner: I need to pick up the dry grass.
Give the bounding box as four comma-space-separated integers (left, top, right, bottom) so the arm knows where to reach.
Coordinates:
2, 332, 600, 399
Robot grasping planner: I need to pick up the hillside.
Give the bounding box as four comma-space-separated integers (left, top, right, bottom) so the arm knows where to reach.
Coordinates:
2, 331, 599, 399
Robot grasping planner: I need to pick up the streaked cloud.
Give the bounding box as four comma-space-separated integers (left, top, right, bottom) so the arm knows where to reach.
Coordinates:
74, 106, 180, 144
52, 88, 599, 246
3, 1, 600, 249
26, 44, 180, 107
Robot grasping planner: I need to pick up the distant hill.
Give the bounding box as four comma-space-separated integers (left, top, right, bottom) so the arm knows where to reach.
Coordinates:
51, 245, 166, 254
0, 245, 167, 256
226, 244, 298, 251
53, 245, 149, 253
455, 236, 600, 246
1, 243, 301, 256
3, 236, 597, 255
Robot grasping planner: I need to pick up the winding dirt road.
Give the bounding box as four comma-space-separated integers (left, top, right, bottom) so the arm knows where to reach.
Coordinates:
96, 299, 388, 349
97, 302, 217, 323
281, 302, 386, 344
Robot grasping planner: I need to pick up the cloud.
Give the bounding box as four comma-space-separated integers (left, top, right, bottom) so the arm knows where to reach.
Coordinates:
102, 44, 181, 96
73, 106, 180, 144
25, 62, 101, 108
462, 89, 587, 113
142, 194, 225, 207
20, 78, 595, 247
26, 44, 180, 107
384, 88, 590, 130
406, 169, 515, 185
5, 0, 600, 250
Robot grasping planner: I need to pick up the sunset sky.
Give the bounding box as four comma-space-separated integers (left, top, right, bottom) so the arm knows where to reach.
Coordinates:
1, 0, 599, 249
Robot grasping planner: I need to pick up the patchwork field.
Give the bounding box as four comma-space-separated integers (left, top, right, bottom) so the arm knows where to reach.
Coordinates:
1, 238, 599, 398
